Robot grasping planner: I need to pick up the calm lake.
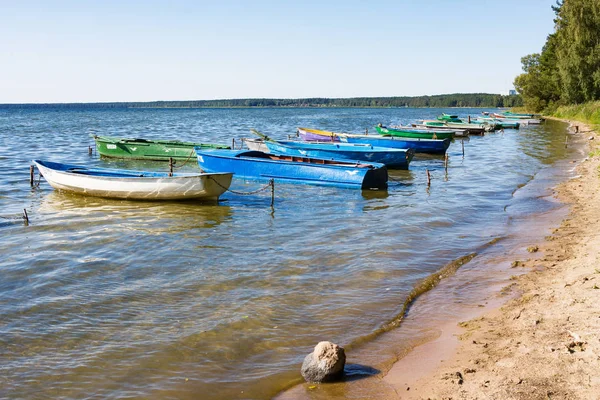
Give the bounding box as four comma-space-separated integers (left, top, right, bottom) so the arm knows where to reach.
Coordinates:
0, 107, 581, 399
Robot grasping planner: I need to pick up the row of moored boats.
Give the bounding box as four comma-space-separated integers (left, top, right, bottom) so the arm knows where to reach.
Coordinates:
34, 111, 543, 200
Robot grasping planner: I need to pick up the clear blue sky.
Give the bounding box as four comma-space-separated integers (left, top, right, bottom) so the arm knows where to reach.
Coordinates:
1, 0, 557, 103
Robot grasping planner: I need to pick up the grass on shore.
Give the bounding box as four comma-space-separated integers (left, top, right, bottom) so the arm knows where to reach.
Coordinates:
551, 101, 600, 127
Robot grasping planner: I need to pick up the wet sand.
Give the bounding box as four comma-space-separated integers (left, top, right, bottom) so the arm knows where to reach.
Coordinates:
385, 119, 600, 398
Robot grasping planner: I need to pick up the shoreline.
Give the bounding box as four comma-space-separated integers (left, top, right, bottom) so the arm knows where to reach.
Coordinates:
384, 118, 600, 398
274, 119, 596, 400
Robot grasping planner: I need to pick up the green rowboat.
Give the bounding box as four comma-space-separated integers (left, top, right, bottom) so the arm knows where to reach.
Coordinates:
93, 135, 230, 161
375, 125, 455, 140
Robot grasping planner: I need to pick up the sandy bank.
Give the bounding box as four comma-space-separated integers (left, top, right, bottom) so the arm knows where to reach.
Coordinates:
384, 120, 600, 399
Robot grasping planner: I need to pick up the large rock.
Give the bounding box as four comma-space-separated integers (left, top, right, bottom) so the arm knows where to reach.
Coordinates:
301, 341, 346, 383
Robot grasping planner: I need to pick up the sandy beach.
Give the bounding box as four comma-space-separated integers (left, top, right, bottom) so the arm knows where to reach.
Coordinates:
384, 119, 600, 399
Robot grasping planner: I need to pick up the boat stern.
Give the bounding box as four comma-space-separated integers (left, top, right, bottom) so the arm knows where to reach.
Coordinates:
362, 165, 388, 190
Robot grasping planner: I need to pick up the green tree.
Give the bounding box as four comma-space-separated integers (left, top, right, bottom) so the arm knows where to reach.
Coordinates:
554, 0, 600, 103
513, 32, 561, 112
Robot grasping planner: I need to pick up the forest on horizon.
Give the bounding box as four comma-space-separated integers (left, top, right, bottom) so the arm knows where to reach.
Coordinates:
0, 93, 522, 109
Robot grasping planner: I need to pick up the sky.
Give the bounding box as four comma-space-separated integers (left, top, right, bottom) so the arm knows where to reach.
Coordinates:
0, 0, 558, 103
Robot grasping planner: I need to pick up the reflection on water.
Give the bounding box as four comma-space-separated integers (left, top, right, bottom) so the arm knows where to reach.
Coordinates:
0, 108, 584, 400
38, 191, 234, 233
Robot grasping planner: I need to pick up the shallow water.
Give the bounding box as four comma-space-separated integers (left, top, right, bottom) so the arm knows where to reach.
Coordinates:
0, 108, 580, 399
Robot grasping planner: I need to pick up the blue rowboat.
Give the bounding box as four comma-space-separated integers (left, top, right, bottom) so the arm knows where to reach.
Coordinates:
338, 134, 451, 155
297, 127, 450, 154
195, 149, 388, 190
263, 140, 414, 169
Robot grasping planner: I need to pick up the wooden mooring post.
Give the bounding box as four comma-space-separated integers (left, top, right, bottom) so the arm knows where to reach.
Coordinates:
461, 140, 465, 157
30, 165, 34, 186
169, 157, 174, 176
444, 154, 449, 172
23, 208, 29, 226
426, 169, 431, 186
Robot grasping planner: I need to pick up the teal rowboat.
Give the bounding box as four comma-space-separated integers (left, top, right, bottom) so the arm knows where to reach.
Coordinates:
375, 125, 455, 140
470, 118, 520, 129
436, 114, 510, 131
93, 135, 230, 161
437, 113, 463, 123
503, 111, 536, 118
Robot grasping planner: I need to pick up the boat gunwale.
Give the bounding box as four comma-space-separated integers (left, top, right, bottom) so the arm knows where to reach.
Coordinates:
92, 135, 230, 148
270, 140, 411, 154
33, 160, 233, 181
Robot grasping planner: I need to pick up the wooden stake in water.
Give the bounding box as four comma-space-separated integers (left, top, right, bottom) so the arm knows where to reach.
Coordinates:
365, 128, 369, 135
169, 157, 174, 177
270, 179, 275, 208
232, 138, 235, 150
426, 169, 431, 186
88, 146, 92, 155
444, 154, 448, 172
23, 208, 29, 226
30, 165, 34, 186
461, 140, 465, 157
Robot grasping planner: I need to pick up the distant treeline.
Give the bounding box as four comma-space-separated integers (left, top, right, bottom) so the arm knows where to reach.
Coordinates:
0, 93, 522, 109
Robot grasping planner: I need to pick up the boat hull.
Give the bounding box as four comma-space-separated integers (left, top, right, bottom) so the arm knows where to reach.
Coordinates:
340, 135, 451, 154
376, 125, 455, 140
419, 121, 488, 135
471, 118, 520, 129
264, 141, 413, 169
297, 127, 341, 142
33, 160, 233, 201
195, 150, 388, 190
297, 127, 450, 154
93, 135, 230, 161
244, 138, 270, 152
491, 114, 542, 124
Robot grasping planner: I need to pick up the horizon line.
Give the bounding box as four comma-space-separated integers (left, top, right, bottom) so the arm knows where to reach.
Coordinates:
0, 92, 517, 106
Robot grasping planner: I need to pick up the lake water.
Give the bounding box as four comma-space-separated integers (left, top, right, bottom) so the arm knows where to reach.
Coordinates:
0, 108, 582, 399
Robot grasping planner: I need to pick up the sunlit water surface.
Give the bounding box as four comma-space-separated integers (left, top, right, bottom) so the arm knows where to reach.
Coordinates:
0, 108, 582, 399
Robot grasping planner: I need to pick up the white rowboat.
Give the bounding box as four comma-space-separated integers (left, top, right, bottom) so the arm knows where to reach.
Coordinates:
33, 160, 233, 201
